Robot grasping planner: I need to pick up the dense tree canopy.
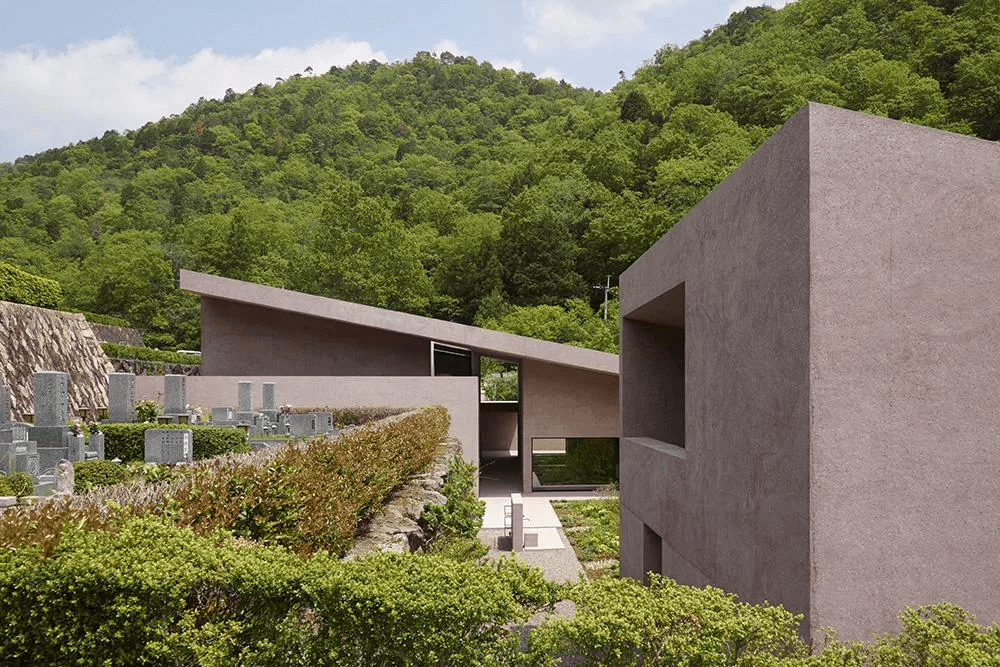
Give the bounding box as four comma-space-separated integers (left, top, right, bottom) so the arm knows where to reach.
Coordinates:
1, 0, 995, 351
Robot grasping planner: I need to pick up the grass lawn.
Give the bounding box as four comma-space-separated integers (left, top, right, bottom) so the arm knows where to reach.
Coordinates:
551, 490, 620, 579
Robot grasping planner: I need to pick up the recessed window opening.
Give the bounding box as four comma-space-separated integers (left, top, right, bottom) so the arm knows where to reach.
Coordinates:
530, 437, 619, 490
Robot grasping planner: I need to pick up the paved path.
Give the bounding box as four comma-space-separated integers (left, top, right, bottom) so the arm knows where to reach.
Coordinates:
477, 456, 597, 584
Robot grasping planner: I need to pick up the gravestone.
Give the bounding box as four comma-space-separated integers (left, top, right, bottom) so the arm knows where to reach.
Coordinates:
262, 383, 277, 422
212, 407, 234, 423
311, 412, 334, 434
234, 411, 255, 424
0, 383, 10, 429
33, 371, 68, 426
67, 433, 85, 462
164, 375, 186, 415
285, 414, 316, 436
238, 381, 252, 413
89, 431, 105, 460
108, 373, 136, 423
144, 429, 193, 464
31, 371, 70, 475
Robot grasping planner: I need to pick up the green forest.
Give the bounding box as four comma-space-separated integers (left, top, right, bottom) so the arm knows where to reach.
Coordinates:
1, 0, 997, 352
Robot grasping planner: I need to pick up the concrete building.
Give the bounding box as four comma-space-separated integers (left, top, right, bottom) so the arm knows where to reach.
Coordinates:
175, 270, 619, 494
619, 103, 1000, 640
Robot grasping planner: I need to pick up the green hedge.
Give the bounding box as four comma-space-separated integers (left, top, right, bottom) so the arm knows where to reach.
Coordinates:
0, 518, 553, 665
100, 342, 201, 365
100, 423, 250, 462
73, 459, 132, 492
79, 311, 132, 327
0, 261, 61, 308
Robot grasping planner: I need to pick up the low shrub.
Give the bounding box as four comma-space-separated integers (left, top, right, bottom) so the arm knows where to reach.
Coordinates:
101, 423, 251, 462
526, 575, 808, 666
165, 407, 451, 555
421, 454, 485, 544
298, 551, 555, 665
0, 261, 62, 308
0, 473, 33, 497
134, 399, 159, 423
0, 517, 554, 665
100, 342, 202, 365
73, 460, 132, 493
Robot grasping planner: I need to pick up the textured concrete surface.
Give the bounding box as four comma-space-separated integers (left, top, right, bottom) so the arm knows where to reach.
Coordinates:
620, 102, 1000, 641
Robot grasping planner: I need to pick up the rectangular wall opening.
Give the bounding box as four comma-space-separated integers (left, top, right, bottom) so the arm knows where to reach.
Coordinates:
643, 524, 663, 584
622, 281, 685, 449
530, 437, 619, 490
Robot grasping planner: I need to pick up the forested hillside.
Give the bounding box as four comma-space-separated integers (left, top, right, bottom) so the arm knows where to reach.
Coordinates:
1, 0, 996, 352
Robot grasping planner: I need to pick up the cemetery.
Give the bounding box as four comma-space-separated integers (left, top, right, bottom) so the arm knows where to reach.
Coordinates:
0, 369, 346, 500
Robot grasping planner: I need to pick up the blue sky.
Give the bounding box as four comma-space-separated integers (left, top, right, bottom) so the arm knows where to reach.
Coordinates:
0, 0, 791, 164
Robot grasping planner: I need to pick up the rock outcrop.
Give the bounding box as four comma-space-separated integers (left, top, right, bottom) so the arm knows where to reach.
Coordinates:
344, 436, 460, 558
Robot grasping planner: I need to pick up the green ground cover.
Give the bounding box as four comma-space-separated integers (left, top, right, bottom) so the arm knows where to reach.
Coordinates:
551, 489, 620, 579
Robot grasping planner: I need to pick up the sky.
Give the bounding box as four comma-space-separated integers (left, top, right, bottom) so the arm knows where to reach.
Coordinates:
0, 0, 792, 164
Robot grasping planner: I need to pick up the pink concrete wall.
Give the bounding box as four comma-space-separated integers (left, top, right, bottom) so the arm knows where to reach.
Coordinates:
134, 375, 479, 464
619, 105, 812, 629
201, 298, 431, 377
479, 403, 518, 456
807, 104, 1000, 639
621, 102, 1000, 641
520, 358, 619, 494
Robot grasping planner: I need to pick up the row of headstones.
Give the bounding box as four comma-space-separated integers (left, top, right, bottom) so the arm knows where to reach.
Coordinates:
0, 372, 106, 496
110, 375, 339, 439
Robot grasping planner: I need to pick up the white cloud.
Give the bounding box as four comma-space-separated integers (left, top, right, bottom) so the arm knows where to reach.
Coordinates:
0, 34, 386, 163
432, 39, 469, 57
727, 0, 794, 14
521, 0, 685, 52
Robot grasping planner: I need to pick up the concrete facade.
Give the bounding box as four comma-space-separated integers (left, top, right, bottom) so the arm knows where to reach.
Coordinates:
180, 270, 619, 494
521, 358, 620, 491
619, 103, 1000, 640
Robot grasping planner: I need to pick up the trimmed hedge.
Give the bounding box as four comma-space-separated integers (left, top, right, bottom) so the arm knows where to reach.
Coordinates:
100, 342, 201, 365
0, 261, 61, 308
0, 518, 554, 665
73, 459, 132, 493
100, 423, 250, 462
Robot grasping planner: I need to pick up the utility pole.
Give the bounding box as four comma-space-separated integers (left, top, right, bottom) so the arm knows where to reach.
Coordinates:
593, 275, 611, 320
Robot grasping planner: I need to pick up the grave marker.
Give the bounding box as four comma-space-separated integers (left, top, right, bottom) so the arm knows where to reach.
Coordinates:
164, 375, 186, 415
238, 381, 252, 412
33, 371, 68, 427
108, 373, 136, 423
144, 429, 193, 464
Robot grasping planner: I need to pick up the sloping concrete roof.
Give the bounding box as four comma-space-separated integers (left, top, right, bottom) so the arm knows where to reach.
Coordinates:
180, 270, 619, 375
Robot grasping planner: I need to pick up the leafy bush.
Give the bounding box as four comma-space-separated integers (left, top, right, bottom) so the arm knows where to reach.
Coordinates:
808, 603, 1000, 666
100, 342, 202, 365
101, 423, 250, 462
70, 310, 133, 327
0, 518, 554, 665
526, 575, 808, 666
421, 454, 485, 543
298, 552, 555, 665
165, 407, 450, 555
0, 473, 33, 497
73, 459, 132, 493
134, 399, 159, 423
0, 261, 62, 308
